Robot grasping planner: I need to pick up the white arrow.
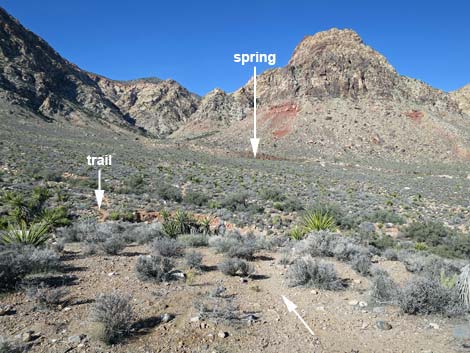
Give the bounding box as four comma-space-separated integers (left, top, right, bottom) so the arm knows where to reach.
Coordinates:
95, 169, 104, 209
250, 66, 260, 157
281, 295, 315, 336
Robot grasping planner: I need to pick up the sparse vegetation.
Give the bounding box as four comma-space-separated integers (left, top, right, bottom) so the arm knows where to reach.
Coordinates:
398, 276, 464, 316
25, 282, 69, 310
0, 245, 60, 292
185, 251, 203, 269
91, 292, 134, 344
218, 258, 254, 277
369, 268, 399, 304
156, 183, 182, 202
152, 237, 184, 257
135, 255, 174, 282
286, 257, 344, 290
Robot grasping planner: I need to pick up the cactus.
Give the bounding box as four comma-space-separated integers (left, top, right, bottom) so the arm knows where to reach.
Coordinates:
457, 264, 470, 309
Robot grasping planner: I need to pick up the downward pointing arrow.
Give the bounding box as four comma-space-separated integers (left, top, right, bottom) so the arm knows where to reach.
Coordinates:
95, 169, 104, 209
251, 66, 260, 158
281, 295, 315, 336
250, 137, 260, 157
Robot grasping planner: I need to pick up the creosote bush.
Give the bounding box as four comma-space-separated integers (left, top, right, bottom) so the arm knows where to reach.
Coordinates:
287, 257, 344, 290
91, 292, 134, 344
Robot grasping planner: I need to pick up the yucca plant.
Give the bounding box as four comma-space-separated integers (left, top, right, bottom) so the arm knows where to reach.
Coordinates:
289, 226, 306, 240
198, 216, 212, 235
162, 219, 180, 238
301, 209, 336, 232
2, 221, 51, 246
457, 264, 470, 309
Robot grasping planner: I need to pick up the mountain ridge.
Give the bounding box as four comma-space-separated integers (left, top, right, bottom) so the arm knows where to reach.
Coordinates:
1, 7, 470, 162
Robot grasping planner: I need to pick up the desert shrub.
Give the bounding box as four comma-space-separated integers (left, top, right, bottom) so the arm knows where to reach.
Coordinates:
365, 210, 405, 225
0, 336, 24, 353
1, 221, 51, 246
122, 174, 145, 194
293, 231, 339, 257
286, 257, 344, 290
178, 233, 209, 247
259, 188, 285, 202
135, 255, 174, 282
210, 232, 259, 260
332, 239, 369, 262
26, 282, 68, 309
156, 183, 182, 202
124, 222, 163, 244
152, 237, 184, 257
398, 276, 464, 316
83, 243, 98, 256
218, 258, 254, 277
100, 236, 125, 255
0, 245, 60, 292
457, 264, 470, 309
351, 254, 372, 276
369, 268, 399, 304
403, 221, 470, 258
293, 231, 370, 262
56, 220, 96, 243
273, 198, 304, 212
369, 234, 395, 250
404, 221, 454, 246
185, 251, 203, 269
183, 191, 209, 206
221, 192, 250, 211
383, 248, 398, 261
91, 292, 134, 344
108, 211, 135, 222
398, 251, 462, 280
194, 295, 241, 325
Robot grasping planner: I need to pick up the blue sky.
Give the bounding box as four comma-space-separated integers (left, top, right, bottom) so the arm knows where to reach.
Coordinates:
2, 0, 469, 95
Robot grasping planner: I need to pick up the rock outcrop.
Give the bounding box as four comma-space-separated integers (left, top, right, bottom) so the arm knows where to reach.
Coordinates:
91, 75, 199, 136
451, 84, 470, 115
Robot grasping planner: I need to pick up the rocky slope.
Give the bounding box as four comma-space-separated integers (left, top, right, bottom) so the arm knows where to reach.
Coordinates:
0, 7, 126, 125
451, 84, 470, 115
0, 7, 198, 135
90, 75, 200, 136
175, 29, 470, 162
